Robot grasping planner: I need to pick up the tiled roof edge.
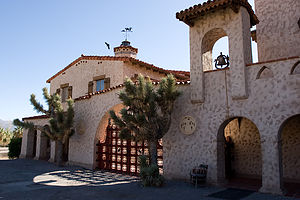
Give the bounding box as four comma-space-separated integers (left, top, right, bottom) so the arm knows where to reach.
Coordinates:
46, 55, 190, 83
176, 0, 259, 27
74, 80, 191, 102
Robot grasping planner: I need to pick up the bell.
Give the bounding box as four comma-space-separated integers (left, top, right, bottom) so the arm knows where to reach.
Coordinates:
214, 52, 229, 69
216, 52, 226, 66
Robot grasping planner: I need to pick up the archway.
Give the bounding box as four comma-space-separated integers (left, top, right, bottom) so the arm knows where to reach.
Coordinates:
279, 114, 300, 195
217, 117, 262, 190
93, 104, 124, 168
201, 28, 228, 71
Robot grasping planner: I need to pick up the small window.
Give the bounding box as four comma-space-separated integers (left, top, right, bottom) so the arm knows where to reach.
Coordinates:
96, 79, 105, 92
61, 86, 68, 102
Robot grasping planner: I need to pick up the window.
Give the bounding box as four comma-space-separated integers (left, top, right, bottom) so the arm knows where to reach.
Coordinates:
96, 79, 105, 92
61, 86, 68, 102
60, 84, 72, 102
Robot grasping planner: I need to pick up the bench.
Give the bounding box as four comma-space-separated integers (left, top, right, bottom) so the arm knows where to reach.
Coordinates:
190, 164, 208, 187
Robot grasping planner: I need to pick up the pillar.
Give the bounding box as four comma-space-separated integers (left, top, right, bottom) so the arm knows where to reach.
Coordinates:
19, 129, 35, 158
49, 140, 57, 163
259, 134, 283, 195
34, 130, 48, 160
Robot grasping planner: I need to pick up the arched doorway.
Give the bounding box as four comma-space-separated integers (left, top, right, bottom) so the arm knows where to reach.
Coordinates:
217, 117, 262, 190
94, 104, 163, 175
279, 114, 300, 196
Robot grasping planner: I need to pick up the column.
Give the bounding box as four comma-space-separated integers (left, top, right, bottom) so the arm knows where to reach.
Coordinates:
34, 130, 48, 160
259, 134, 283, 195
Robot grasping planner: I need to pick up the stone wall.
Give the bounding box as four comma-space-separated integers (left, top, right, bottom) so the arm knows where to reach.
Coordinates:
255, 0, 300, 62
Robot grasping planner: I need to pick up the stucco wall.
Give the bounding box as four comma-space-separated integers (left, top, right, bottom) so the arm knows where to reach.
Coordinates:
49, 60, 124, 98
224, 118, 262, 178
69, 89, 122, 169
189, 7, 252, 103
255, 0, 300, 62
163, 57, 300, 190
281, 115, 300, 182
123, 62, 166, 81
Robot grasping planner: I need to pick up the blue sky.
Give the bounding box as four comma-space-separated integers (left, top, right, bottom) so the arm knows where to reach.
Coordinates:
0, 0, 256, 121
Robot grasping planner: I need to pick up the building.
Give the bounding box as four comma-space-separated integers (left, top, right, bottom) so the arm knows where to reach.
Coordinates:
20, 0, 300, 195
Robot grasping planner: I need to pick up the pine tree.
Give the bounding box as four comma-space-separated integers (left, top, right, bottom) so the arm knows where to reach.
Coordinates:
110, 74, 180, 166
14, 87, 74, 165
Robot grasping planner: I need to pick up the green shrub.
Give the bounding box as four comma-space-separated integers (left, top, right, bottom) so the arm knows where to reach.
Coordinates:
139, 155, 164, 187
8, 137, 22, 159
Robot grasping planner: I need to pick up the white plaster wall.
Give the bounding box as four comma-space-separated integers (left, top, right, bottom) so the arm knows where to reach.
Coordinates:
49, 60, 124, 98
255, 0, 300, 62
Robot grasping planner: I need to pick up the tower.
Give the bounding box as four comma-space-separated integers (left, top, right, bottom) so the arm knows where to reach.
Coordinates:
114, 40, 138, 58
176, 0, 259, 102
255, 0, 300, 62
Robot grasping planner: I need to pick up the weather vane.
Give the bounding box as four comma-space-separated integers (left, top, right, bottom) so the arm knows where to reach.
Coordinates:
121, 27, 133, 41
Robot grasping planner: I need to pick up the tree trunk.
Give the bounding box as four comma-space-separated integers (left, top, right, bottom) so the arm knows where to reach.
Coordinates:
149, 140, 158, 166
56, 140, 64, 166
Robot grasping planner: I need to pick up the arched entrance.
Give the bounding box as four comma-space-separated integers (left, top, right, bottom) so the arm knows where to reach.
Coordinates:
279, 114, 300, 196
217, 117, 262, 190
95, 104, 163, 175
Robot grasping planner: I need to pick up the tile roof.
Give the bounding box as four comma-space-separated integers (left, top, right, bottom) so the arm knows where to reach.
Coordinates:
46, 55, 190, 83
22, 115, 49, 121
176, 0, 259, 27
75, 80, 191, 102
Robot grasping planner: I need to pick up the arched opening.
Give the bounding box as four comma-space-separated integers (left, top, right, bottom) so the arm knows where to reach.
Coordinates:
93, 104, 124, 168
256, 66, 274, 79
291, 61, 300, 75
212, 36, 229, 69
202, 28, 228, 71
217, 117, 262, 190
279, 114, 300, 195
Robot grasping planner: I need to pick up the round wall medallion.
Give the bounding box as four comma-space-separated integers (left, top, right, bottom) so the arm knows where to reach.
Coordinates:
179, 116, 196, 135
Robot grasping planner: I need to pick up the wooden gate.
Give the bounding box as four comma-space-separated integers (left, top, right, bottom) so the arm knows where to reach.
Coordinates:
96, 124, 163, 175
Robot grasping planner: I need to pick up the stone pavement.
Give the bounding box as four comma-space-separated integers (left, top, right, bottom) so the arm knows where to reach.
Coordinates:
0, 159, 298, 200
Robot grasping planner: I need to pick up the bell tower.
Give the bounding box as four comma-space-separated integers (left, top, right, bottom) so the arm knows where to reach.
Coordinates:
176, 0, 258, 102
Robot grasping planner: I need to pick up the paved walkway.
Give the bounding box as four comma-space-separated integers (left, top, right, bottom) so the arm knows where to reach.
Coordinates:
0, 159, 298, 200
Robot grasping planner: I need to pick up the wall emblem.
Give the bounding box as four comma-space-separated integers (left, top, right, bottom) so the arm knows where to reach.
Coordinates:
180, 116, 196, 135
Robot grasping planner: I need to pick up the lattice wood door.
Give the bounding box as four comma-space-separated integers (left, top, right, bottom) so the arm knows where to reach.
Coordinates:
96, 124, 163, 175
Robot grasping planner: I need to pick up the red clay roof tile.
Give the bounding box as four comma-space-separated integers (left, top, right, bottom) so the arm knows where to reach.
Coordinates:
176, 0, 259, 27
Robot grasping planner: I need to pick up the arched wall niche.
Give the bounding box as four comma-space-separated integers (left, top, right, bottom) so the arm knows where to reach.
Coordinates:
256, 66, 274, 79
201, 28, 227, 71
290, 61, 300, 75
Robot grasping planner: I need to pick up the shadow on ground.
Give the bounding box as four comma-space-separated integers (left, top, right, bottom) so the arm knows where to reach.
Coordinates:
0, 159, 298, 200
